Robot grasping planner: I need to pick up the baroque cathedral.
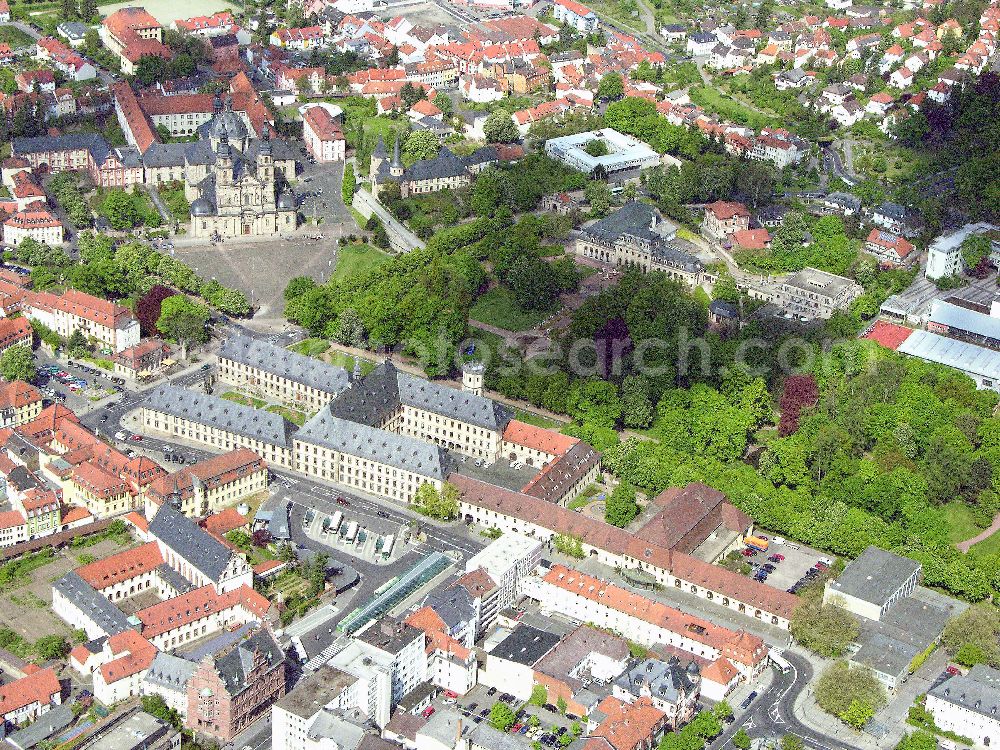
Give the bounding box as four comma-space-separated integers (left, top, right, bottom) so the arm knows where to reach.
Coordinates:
186, 102, 298, 239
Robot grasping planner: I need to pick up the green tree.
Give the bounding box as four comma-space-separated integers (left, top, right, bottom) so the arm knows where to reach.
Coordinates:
489, 702, 517, 732
942, 605, 1000, 667
620, 375, 654, 428
597, 72, 624, 101
956, 642, 987, 667
142, 694, 181, 729
840, 699, 874, 730
412, 482, 460, 520
0, 347, 35, 383
67, 329, 88, 357
433, 93, 453, 118
894, 731, 937, 750
584, 180, 612, 216
732, 729, 751, 750
34, 634, 69, 660
530, 684, 548, 706
553, 533, 585, 558
605, 482, 640, 528
556, 696, 567, 714
101, 189, 140, 230
484, 111, 519, 144
790, 596, 860, 657
404, 131, 440, 164
342, 162, 356, 206
781, 736, 804, 750
814, 662, 886, 725
156, 295, 209, 358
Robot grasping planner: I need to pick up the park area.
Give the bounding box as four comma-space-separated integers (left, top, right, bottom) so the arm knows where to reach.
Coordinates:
470, 286, 549, 332
0, 25, 35, 48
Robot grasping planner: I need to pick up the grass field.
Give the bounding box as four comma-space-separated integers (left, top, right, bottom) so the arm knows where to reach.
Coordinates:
0, 25, 35, 48
99, 0, 234, 23
332, 243, 388, 283
328, 351, 376, 376
221, 391, 266, 409
944, 501, 987, 545
514, 408, 563, 429
267, 405, 309, 426
470, 287, 548, 332
689, 86, 779, 131
290, 338, 330, 358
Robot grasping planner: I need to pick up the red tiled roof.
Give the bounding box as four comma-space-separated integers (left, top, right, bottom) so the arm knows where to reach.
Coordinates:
732, 228, 771, 250
76, 541, 163, 589
706, 200, 750, 220
302, 105, 344, 142
61, 505, 92, 525
0, 667, 59, 717
502, 420, 578, 457
137, 584, 268, 637
200, 507, 249, 536
111, 81, 157, 154
98, 629, 156, 684
585, 697, 664, 750
0, 377, 39, 409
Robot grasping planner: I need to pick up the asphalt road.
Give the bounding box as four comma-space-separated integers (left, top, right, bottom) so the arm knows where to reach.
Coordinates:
715, 651, 859, 750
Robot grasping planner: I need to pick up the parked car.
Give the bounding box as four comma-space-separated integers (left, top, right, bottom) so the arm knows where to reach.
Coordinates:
129, 434, 143, 442
336, 497, 350, 506
740, 549, 755, 557
946, 665, 961, 676
740, 691, 757, 710
422, 706, 435, 719
768, 554, 785, 562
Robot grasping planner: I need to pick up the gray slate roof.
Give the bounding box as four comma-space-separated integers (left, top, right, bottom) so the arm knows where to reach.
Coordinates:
296, 409, 450, 480
827, 546, 921, 607
148, 503, 236, 584
54, 572, 131, 636
218, 335, 350, 396
328, 361, 510, 432
144, 384, 297, 446
928, 665, 1000, 719
214, 628, 284, 697
614, 657, 699, 705
6, 702, 75, 749
144, 651, 197, 695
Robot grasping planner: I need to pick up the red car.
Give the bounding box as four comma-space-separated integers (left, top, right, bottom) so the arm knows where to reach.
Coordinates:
129, 435, 143, 442
444, 691, 458, 699
946, 665, 961, 676
741, 549, 755, 557
814, 561, 830, 571
336, 497, 350, 506
422, 706, 436, 718
768, 554, 785, 562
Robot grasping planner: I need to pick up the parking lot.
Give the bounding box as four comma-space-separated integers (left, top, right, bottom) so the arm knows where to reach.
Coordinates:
428, 684, 582, 748
301, 503, 405, 564
740, 537, 832, 593
35, 356, 124, 412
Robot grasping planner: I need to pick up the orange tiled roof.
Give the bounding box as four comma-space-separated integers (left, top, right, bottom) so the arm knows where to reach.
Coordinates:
502, 420, 578, 457
99, 629, 157, 684
75, 541, 163, 589
0, 667, 59, 717
137, 584, 268, 637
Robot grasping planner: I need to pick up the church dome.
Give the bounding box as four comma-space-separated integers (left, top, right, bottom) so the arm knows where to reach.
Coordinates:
208, 110, 248, 143
277, 190, 296, 210
191, 197, 214, 216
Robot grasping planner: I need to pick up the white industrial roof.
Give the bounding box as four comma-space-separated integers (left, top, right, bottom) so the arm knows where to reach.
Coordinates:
897, 329, 1000, 380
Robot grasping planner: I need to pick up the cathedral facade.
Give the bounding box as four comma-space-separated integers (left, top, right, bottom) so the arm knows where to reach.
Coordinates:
187, 105, 298, 239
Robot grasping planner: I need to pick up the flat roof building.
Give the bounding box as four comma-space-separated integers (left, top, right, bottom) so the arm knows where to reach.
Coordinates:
545, 129, 660, 176
824, 546, 921, 621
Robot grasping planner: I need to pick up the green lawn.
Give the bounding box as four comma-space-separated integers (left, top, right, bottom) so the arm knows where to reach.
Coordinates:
689, 86, 779, 131
332, 244, 388, 284
470, 287, 549, 332
514, 408, 563, 428
328, 351, 376, 376
266, 405, 309, 426
0, 26, 35, 48
944, 501, 987, 544
289, 338, 330, 358
221, 391, 266, 409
